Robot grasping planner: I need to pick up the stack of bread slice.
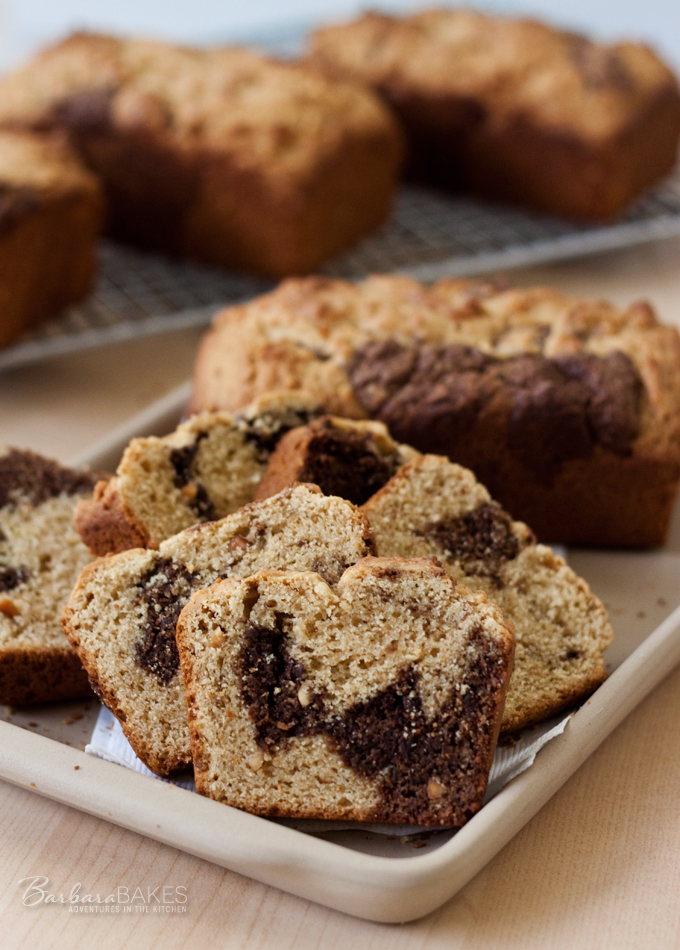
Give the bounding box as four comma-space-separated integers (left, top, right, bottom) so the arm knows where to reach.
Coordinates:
60, 409, 612, 827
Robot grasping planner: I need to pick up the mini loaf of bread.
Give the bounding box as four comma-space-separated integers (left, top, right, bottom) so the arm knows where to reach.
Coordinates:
63, 484, 376, 775
0, 130, 103, 349
362, 454, 613, 732
309, 8, 680, 220
253, 415, 417, 506
177, 558, 514, 826
190, 275, 680, 547
75, 393, 323, 556
0, 448, 102, 704
0, 33, 402, 277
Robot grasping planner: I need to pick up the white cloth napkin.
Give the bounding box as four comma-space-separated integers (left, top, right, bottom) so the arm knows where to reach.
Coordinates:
86, 704, 570, 835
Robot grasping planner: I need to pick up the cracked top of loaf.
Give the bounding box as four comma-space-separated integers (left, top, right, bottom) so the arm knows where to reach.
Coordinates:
0, 32, 400, 179
309, 8, 680, 142
190, 275, 680, 464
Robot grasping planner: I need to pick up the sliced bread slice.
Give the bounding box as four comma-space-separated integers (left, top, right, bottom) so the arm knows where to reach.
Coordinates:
362, 454, 613, 732
253, 415, 417, 506
75, 392, 322, 556
177, 557, 514, 826
63, 483, 375, 775
0, 447, 102, 704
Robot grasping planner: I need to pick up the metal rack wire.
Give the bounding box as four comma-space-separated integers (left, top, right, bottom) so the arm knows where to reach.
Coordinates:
2, 163, 679, 373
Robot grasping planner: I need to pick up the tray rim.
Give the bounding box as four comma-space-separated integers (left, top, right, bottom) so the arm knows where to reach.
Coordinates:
2, 383, 679, 923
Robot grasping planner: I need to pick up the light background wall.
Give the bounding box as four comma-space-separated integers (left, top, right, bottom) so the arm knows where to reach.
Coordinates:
0, 0, 678, 73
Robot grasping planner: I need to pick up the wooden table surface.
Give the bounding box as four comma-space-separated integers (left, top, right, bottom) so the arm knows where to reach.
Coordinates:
1, 237, 679, 950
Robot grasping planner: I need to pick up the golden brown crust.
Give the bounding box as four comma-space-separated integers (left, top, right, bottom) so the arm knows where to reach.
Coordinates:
0, 34, 403, 277
82, 654, 190, 776
179, 559, 514, 825
469, 449, 680, 548
456, 81, 680, 220
361, 453, 613, 732
61, 555, 192, 776
0, 448, 105, 705
309, 9, 680, 219
253, 428, 314, 501
253, 415, 415, 505
74, 399, 328, 556
500, 668, 606, 734
190, 275, 680, 547
74, 480, 151, 556
63, 484, 378, 777
0, 131, 103, 349
75, 117, 401, 277
0, 645, 91, 705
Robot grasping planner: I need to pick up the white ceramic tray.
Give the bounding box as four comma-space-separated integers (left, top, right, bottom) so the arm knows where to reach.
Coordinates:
1, 382, 680, 923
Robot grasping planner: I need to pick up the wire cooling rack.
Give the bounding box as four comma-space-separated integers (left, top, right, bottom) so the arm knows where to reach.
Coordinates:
2, 162, 680, 373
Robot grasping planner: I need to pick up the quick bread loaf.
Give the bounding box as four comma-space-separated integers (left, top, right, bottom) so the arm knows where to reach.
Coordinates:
0, 131, 102, 349
309, 8, 680, 220
177, 558, 514, 826
0, 33, 403, 277
190, 275, 680, 547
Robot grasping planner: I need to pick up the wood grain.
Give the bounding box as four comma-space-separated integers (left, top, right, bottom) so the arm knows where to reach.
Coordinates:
1, 664, 679, 949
